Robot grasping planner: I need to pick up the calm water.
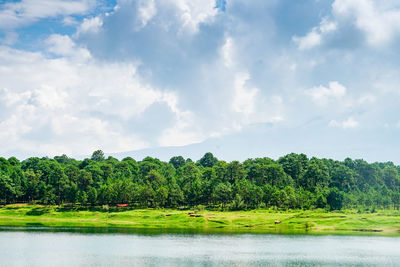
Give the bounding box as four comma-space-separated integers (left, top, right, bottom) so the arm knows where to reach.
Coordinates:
0, 228, 399, 266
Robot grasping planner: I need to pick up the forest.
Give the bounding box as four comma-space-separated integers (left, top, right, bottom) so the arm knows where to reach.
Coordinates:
0, 151, 399, 211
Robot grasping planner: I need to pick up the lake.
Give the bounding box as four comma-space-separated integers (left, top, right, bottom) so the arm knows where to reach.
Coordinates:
0, 227, 399, 266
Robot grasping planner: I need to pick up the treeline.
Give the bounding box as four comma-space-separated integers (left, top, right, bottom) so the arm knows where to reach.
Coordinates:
0, 151, 399, 210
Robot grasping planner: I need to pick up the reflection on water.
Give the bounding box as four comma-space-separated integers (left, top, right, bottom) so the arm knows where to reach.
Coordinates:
0, 227, 399, 266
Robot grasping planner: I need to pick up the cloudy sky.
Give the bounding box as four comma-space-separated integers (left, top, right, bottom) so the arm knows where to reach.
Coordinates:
0, 0, 400, 162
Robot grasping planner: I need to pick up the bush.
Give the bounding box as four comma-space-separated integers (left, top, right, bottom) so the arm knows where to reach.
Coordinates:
229, 194, 246, 211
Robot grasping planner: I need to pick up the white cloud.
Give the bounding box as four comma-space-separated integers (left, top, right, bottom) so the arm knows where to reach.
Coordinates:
0, 0, 94, 30
221, 37, 235, 68
358, 93, 376, 104
293, 18, 337, 50
76, 16, 103, 35
5, 0, 395, 160
62, 16, 78, 26
232, 72, 258, 115
332, 0, 400, 46
165, 0, 218, 34
297, 0, 400, 49
157, 110, 203, 147
305, 81, 346, 106
329, 117, 359, 129
293, 29, 322, 50
46, 34, 91, 60
137, 0, 157, 28
69, 1, 287, 153
0, 32, 18, 45
0, 42, 197, 156
320, 19, 338, 34
31, 85, 68, 109
218, 37, 284, 127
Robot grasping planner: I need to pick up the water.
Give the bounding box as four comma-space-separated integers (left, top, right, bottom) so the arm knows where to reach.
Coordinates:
0, 227, 399, 266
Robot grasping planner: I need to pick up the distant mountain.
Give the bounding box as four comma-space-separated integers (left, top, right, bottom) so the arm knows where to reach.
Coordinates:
107, 122, 400, 164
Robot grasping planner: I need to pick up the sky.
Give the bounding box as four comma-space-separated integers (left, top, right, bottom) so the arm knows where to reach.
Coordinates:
0, 0, 400, 163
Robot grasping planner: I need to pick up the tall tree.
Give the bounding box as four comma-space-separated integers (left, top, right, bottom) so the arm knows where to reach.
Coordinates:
198, 152, 218, 168
91, 150, 105, 162
169, 156, 186, 169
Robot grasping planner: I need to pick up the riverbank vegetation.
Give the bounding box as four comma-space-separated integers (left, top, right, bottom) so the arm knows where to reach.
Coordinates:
0, 204, 399, 235
0, 151, 399, 211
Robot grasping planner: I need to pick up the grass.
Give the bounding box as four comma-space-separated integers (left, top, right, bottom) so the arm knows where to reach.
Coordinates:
0, 204, 399, 235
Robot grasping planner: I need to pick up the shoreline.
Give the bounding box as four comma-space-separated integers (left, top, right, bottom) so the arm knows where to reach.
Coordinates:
0, 204, 399, 236
0, 225, 398, 237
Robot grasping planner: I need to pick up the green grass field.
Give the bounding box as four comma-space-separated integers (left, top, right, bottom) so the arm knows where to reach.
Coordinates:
0, 204, 399, 235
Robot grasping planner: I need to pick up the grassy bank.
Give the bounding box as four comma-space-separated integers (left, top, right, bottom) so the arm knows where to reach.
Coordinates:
0, 204, 399, 235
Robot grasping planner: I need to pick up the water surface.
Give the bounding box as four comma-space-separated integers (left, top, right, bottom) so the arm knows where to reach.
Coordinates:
0, 227, 399, 266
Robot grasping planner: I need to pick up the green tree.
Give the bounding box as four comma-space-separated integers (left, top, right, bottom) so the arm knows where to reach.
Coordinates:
78, 170, 93, 191
168, 181, 184, 207
169, 156, 186, 169
301, 158, 330, 191
382, 166, 400, 190
77, 190, 88, 206
278, 153, 308, 183
87, 187, 97, 205
140, 182, 155, 207
198, 152, 218, 168
91, 150, 105, 162
212, 183, 232, 208
330, 163, 355, 192
155, 186, 168, 207
0, 175, 14, 204
225, 161, 245, 183
327, 188, 344, 210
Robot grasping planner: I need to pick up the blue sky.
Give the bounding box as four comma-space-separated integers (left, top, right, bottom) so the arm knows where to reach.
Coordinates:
1, 0, 400, 163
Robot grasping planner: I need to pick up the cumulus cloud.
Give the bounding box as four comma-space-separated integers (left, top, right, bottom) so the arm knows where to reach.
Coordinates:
0, 32, 18, 45
62, 16, 79, 26
332, 0, 400, 46
1, 0, 400, 161
293, 29, 322, 50
0, 0, 94, 30
232, 72, 258, 115
167, 0, 219, 34
296, 0, 400, 49
0, 41, 197, 156
0, 38, 281, 156
305, 81, 346, 106
0, 0, 282, 157
76, 16, 103, 35
293, 18, 337, 50
329, 117, 359, 129
367, 66, 400, 95
358, 93, 376, 104
74, 0, 285, 137
136, 0, 157, 29
221, 37, 235, 68
100, 0, 219, 35
46, 34, 91, 59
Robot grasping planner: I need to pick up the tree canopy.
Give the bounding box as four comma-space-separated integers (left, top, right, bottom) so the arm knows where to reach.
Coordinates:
0, 151, 399, 211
